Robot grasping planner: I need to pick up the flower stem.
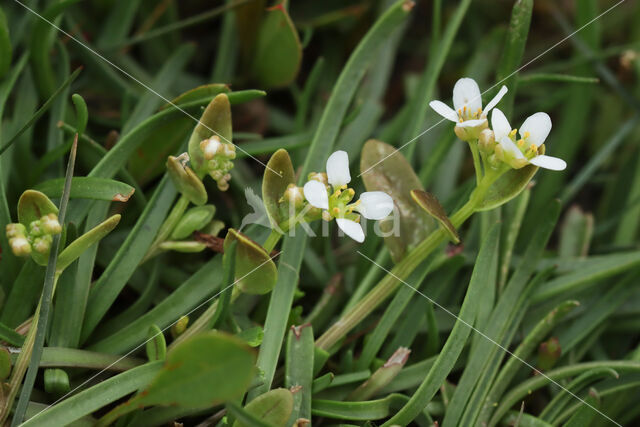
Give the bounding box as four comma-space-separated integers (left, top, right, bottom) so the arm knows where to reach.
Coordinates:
262, 229, 282, 253
468, 139, 483, 184
315, 172, 500, 352
141, 195, 190, 263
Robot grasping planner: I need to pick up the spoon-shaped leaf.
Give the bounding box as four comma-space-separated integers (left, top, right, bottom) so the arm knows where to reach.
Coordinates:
224, 228, 277, 295
97, 332, 256, 426
360, 139, 436, 261
188, 93, 233, 177
410, 190, 459, 244
252, 3, 302, 88
171, 205, 216, 240
17, 190, 59, 227
35, 177, 134, 202
262, 149, 296, 228
232, 388, 293, 427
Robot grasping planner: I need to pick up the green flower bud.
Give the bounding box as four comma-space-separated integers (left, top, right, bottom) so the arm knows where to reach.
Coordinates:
29, 220, 44, 237
171, 315, 189, 338
6, 223, 26, 239
9, 236, 31, 256
282, 184, 305, 209
478, 129, 495, 153
307, 172, 328, 185
41, 213, 62, 235
32, 235, 52, 254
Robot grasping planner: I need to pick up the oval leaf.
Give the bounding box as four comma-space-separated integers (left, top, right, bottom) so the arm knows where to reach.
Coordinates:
360, 140, 436, 261
262, 149, 296, 228
188, 94, 233, 177
476, 164, 538, 211
410, 190, 459, 244
166, 155, 208, 206
233, 388, 293, 427
146, 325, 167, 362
17, 190, 58, 227
162, 84, 230, 109
252, 3, 302, 88
171, 205, 216, 240
35, 177, 134, 202
136, 332, 255, 409
224, 228, 277, 295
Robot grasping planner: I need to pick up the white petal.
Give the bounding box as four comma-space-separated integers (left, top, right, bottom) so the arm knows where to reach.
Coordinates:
356, 191, 394, 220
520, 112, 552, 147
483, 85, 508, 115
453, 78, 482, 113
336, 218, 365, 243
303, 180, 329, 210
456, 118, 487, 128
429, 100, 458, 122
491, 108, 511, 140
326, 150, 351, 187
529, 155, 566, 171
499, 136, 525, 159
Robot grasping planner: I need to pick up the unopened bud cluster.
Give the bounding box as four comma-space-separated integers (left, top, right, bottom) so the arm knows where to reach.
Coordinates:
200, 136, 236, 191
6, 213, 62, 257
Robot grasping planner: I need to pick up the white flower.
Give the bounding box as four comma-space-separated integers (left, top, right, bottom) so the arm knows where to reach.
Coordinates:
302, 151, 394, 243
491, 108, 566, 171
429, 78, 508, 129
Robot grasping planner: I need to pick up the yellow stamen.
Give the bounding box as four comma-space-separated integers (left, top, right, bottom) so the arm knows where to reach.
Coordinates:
332, 207, 340, 215
523, 131, 531, 139
517, 139, 525, 147
463, 106, 467, 114
529, 143, 537, 152
509, 129, 518, 138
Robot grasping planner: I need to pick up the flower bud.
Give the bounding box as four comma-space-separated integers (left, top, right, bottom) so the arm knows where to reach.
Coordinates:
282, 184, 305, 209
478, 129, 495, 153
6, 223, 26, 239
171, 315, 189, 338
29, 220, 44, 237
9, 237, 31, 256
41, 213, 62, 235
200, 136, 222, 160
32, 235, 52, 254
307, 172, 328, 185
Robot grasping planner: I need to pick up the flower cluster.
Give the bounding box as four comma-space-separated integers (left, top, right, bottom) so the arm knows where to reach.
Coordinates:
199, 136, 236, 191
303, 151, 394, 242
6, 213, 62, 257
430, 77, 566, 172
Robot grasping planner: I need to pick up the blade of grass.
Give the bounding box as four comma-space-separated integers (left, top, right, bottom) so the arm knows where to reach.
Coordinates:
11, 136, 77, 425
285, 324, 314, 421
0, 67, 81, 157
383, 224, 500, 426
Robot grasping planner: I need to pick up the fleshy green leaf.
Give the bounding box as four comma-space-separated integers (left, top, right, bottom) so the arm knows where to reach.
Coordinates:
476, 164, 538, 211
171, 205, 216, 240
56, 214, 121, 273
360, 139, 436, 261
35, 177, 135, 202
188, 94, 233, 177
145, 325, 167, 362
233, 388, 294, 427
262, 149, 296, 228
166, 155, 208, 206
17, 190, 59, 227
251, 3, 302, 88
136, 332, 254, 408
224, 229, 277, 295
161, 83, 230, 109
410, 190, 459, 244
0, 348, 11, 380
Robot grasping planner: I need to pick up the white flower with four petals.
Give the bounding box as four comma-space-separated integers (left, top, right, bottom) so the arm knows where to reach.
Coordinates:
429, 77, 508, 129
491, 108, 566, 171
303, 151, 394, 243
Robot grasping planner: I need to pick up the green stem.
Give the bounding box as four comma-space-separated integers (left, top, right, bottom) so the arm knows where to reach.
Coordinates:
142, 195, 189, 263
468, 140, 483, 184
315, 172, 500, 352
262, 229, 282, 253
